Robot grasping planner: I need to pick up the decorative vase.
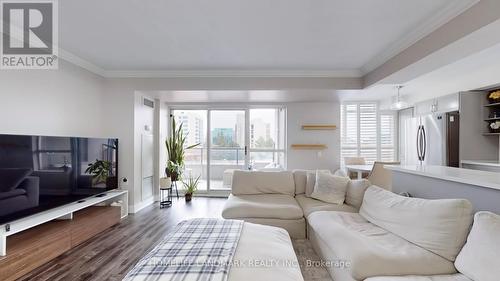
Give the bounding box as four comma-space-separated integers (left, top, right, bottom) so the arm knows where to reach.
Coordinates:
160, 177, 171, 188
185, 193, 192, 202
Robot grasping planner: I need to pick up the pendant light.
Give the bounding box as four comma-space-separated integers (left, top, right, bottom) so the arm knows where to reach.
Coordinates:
390, 85, 409, 110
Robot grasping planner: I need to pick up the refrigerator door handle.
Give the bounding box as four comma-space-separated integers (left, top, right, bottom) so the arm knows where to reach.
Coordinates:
421, 125, 426, 161
416, 125, 422, 161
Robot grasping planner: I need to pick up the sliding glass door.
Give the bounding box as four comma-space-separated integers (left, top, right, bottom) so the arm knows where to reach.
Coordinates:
209, 110, 246, 191
171, 110, 208, 192
170, 107, 285, 195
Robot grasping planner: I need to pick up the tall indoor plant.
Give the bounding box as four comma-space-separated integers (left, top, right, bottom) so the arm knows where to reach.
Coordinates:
165, 115, 200, 181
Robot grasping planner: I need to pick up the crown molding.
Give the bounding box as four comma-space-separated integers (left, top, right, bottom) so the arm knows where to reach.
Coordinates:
102, 69, 363, 78
361, 0, 479, 75
58, 49, 106, 77
57, 51, 362, 78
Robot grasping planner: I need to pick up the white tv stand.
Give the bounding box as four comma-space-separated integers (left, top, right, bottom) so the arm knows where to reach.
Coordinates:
0, 189, 128, 256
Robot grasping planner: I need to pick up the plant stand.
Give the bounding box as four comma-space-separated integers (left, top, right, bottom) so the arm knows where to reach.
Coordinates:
171, 181, 179, 199
159, 186, 172, 208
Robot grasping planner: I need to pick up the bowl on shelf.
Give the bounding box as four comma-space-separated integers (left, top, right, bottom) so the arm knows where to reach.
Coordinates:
489, 121, 500, 133
488, 90, 500, 104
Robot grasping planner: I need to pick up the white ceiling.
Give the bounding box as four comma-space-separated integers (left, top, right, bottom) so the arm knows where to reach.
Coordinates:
59, 0, 474, 75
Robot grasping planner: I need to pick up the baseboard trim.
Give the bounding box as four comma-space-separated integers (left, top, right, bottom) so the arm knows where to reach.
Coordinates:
129, 197, 155, 213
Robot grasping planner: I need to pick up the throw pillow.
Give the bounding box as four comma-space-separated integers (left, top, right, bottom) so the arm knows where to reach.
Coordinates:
305, 169, 330, 197
0, 168, 33, 192
310, 171, 350, 204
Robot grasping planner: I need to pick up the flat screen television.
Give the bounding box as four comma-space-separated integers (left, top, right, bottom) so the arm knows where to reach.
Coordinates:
0, 134, 118, 225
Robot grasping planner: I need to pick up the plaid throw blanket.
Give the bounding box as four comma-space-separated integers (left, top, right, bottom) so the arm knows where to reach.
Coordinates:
124, 218, 244, 281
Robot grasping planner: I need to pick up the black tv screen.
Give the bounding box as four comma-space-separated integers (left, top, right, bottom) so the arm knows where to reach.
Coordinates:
0, 134, 118, 225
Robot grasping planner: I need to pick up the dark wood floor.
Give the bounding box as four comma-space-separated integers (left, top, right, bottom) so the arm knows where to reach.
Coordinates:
18, 197, 227, 281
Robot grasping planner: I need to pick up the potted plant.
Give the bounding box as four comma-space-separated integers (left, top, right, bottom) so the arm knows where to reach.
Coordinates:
182, 175, 200, 202
165, 115, 200, 181
85, 159, 116, 188
159, 176, 172, 189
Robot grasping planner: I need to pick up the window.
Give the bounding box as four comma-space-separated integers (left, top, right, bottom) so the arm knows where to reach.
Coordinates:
341, 103, 396, 164
248, 108, 286, 170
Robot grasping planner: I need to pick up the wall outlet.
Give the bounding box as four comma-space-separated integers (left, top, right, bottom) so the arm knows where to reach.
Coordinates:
120, 177, 129, 187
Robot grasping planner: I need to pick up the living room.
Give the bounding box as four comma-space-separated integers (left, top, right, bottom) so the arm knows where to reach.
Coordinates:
1, 1, 500, 281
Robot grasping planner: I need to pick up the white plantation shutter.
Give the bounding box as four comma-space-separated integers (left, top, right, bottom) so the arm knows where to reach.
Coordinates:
341, 103, 396, 165
380, 112, 396, 161
359, 104, 377, 163
341, 104, 358, 162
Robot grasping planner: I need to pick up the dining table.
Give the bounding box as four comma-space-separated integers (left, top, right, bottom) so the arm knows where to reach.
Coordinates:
345, 164, 373, 179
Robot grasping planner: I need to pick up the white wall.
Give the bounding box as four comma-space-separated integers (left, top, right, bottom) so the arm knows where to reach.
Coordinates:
286, 102, 341, 171
133, 92, 156, 212
0, 61, 105, 137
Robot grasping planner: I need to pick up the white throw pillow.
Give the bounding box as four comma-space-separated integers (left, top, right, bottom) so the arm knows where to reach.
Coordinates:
310, 171, 350, 204
455, 211, 500, 281
305, 169, 330, 197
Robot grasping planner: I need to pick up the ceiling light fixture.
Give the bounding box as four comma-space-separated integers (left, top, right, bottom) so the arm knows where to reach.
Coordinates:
390, 85, 409, 110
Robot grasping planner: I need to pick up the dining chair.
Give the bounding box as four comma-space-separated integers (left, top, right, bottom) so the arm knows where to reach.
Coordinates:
344, 157, 367, 179
367, 161, 400, 190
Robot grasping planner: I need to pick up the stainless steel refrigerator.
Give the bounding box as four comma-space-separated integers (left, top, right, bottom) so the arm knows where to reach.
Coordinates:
400, 113, 447, 166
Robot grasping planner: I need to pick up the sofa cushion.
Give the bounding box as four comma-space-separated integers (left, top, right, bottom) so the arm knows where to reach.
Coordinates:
231, 171, 295, 196
0, 168, 32, 192
360, 186, 473, 261
0, 188, 26, 200
345, 179, 371, 209
310, 171, 349, 204
295, 195, 356, 217
292, 170, 307, 195
455, 211, 500, 281
308, 211, 456, 280
222, 194, 303, 220
364, 274, 472, 281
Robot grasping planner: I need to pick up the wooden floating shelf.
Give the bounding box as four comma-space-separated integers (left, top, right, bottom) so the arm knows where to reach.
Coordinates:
484, 118, 500, 121
302, 124, 336, 130
291, 144, 327, 150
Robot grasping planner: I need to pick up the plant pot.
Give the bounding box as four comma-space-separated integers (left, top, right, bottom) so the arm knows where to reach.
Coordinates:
166, 169, 179, 181
185, 193, 193, 202
160, 177, 171, 188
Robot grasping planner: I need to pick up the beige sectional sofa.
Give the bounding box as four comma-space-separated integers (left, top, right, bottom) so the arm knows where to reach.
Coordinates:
222, 170, 498, 281
221, 170, 370, 239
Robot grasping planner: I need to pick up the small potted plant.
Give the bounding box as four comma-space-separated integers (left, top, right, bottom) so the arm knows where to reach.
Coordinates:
182, 175, 200, 202
159, 176, 172, 189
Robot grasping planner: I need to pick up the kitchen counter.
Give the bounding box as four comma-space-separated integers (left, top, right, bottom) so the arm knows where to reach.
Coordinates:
461, 160, 500, 167
386, 165, 500, 191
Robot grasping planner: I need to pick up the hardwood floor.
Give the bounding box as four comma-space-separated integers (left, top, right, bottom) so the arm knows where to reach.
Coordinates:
18, 197, 227, 281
